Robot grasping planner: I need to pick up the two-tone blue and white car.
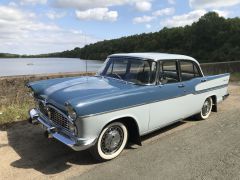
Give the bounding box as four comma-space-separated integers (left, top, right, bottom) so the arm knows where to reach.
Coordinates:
28, 53, 230, 161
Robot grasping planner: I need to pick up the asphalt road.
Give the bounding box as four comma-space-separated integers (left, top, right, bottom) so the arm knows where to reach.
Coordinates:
0, 83, 239, 180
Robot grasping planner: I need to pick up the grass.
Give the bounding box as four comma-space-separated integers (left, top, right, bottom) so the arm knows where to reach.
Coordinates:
230, 72, 240, 82
0, 102, 34, 125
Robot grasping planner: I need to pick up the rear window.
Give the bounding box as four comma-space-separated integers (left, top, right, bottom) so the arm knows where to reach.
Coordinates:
180, 61, 201, 81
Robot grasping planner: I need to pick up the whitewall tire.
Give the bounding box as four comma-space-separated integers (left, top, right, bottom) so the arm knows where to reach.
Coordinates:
197, 97, 213, 120
90, 122, 128, 161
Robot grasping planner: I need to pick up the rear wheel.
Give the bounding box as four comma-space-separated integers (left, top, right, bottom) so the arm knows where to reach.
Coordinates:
90, 122, 128, 161
197, 97, 213, 120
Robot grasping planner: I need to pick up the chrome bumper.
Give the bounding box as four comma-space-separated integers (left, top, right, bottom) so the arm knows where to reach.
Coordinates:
29, 108, 96, 151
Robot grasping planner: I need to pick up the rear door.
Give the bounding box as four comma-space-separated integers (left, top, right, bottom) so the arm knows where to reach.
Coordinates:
178, 60, 204, 117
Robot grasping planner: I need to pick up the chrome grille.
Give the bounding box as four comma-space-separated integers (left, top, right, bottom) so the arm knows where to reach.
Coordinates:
37, 101, 70, 130
39, 101, 48, 116
48, 107, 70, 130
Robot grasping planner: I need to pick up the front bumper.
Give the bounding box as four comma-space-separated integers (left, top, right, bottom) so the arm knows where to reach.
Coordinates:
29, 108, 96, 151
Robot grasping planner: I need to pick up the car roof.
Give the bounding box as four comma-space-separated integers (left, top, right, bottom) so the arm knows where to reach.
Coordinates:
109, 53, 198, 63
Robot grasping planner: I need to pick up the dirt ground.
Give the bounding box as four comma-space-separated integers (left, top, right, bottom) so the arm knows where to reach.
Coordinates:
0, 83, 239, 180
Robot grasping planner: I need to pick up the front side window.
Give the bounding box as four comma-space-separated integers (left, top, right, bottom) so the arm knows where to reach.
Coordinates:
159, 61, 180, 84
180, 61, 201, 81
100, 57, 157, 85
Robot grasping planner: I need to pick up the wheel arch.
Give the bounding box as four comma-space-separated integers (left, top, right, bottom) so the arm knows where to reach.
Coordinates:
210, 95, 217, 112
102, 116, 142, 146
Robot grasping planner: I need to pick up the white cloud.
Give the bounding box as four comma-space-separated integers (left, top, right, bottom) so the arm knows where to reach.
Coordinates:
153, 7, 175, 16
162, 10, 206, 27
135, 1, 152, 12
0, 5, 26, 21
8, 2, 18, 6
75, 8, 118, 21
168, 0, 175, 4
145, 24, 151, 29
212, 10, 229, 17
0, 5, 98, 54
133, 15, 155, 24
19, 0, 47, 5
133, 7, 175, 25
161, 9, 229, 28
46, 11, 66, 20
189, 0, 240, 9
53, 0, 152, 10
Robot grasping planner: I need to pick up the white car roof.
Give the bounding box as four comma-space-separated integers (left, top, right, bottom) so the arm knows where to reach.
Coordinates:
109, 53, 198, 63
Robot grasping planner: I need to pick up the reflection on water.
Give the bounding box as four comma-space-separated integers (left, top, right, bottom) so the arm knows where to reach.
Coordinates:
0, 58, 103, 77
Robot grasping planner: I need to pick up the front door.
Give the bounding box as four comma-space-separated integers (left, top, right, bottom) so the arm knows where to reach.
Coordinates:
149, 60, 187, 131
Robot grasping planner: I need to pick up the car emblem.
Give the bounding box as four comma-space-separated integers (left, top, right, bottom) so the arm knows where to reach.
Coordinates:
47, 107, 51, 118
43, 99, 47, 106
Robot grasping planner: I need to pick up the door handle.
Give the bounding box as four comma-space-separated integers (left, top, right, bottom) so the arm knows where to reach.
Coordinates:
178, 84, 185, 88
201, 79, 207, 82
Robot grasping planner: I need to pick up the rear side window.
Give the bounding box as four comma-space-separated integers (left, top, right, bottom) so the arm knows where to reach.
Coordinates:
159, 61, 180, 84
180, 61, 201, 81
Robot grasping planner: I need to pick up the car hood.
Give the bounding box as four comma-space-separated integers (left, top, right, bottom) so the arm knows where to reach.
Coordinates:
28, 76, 139, 111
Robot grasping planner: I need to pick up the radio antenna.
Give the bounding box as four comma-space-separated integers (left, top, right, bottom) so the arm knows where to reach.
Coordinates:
85, 34, 88, 75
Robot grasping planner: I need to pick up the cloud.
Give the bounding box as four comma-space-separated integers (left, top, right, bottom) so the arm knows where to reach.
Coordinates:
161, 10, 206, 27
153, 7, 175, 16
133, 15, 155, 24
75, 8, 118, 21
0, 5, 98, 54
189, 0, 240, 9
19, 0, 47, 5
135, 1, 152, 12
53, 0, 152, 10
8, 2, 18, 7
168, 0, 175, 4
46, 11, 66, 20
133, 7, 175, 25
0, 5, 34, 21
145, 24, 151, 29
212, 10, 229, 17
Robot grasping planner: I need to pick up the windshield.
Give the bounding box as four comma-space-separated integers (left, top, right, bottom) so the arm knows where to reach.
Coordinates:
98, 57, 157, 85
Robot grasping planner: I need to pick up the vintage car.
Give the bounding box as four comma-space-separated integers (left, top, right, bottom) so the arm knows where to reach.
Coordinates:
28, 53, 230, 161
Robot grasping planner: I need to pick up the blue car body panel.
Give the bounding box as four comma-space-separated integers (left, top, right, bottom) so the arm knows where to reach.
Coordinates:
28, 73, 229, 117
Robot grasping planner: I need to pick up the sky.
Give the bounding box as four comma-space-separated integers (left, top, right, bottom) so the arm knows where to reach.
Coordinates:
0, 0, 240, 55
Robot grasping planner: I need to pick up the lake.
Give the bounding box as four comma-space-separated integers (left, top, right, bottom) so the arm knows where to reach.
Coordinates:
0, 58, 103, 77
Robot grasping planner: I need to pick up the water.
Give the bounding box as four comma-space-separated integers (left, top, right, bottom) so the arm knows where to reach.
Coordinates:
0, 58, 103, 77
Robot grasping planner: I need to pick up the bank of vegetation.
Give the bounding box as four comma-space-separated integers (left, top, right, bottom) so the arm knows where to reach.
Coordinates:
0, 53, 20, 58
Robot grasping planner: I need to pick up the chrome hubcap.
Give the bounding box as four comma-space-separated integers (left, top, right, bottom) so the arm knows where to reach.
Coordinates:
101, 126, 124, 155
202, 98, 211, 116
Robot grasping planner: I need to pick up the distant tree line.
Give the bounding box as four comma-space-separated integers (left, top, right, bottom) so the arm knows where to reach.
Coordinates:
1, 12, 240, 63
0, 53, 20, 58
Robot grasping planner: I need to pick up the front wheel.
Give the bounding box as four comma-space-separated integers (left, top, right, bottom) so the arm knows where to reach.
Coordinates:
90, 122, 128, 161
196, 97, 213, 120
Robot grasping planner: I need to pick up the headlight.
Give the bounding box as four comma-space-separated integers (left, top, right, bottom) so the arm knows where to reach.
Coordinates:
65, 103, 77, 120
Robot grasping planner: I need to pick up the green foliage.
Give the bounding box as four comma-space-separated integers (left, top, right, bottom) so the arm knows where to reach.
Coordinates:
53, 12, 240, 63
0, 53, 20, 58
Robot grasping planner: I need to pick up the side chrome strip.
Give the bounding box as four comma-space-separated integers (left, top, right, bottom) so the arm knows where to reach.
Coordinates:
193, 84, 228, 95
80, 84, 228, 119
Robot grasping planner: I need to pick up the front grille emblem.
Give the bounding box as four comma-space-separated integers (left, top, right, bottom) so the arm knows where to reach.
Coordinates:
47, 107, 51, 118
